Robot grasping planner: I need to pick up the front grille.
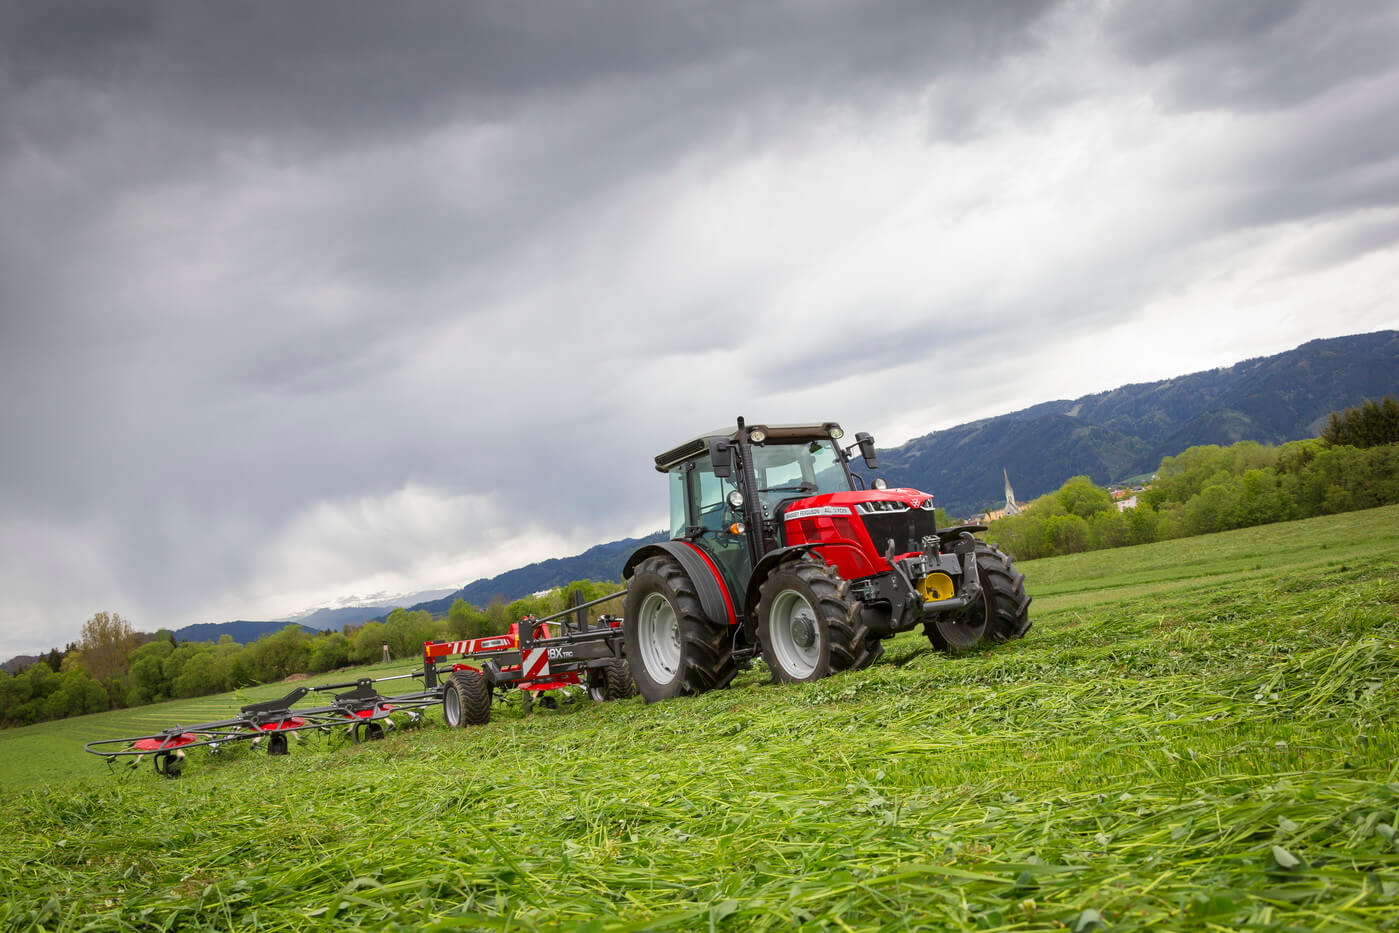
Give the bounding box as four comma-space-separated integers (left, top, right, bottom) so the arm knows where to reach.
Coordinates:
859, 508, 937, 555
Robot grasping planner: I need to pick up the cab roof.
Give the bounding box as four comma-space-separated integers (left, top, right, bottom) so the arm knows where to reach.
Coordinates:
653, 422, 843, 472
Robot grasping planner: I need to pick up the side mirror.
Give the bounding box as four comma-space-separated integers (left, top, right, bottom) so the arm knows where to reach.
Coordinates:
856, 432, 878, 469
709, 438, 733, 478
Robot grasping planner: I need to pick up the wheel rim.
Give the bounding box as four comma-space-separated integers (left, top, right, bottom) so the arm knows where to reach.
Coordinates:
936, 579, 989, 649
637, 592, 681, 684
768, 589, 821, 678
589, 676, 605, 702
443, 686, 460, 726
933, 615, 986, 649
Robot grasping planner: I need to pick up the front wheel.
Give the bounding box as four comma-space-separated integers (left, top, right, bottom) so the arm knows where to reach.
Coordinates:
973, 543, 1033, 642
925, 542, 1031, 652
757, 559, 870, 684
623, 555, 735, 703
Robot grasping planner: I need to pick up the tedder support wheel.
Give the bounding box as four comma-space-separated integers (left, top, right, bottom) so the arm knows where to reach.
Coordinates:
350, 721, 385, 744
757, 557, 875, 684
623, 555, 736, 703
588, 658, 637, 702
153, 750, 184, 778
442, 670, 491, 728
926, 541, 1030, 652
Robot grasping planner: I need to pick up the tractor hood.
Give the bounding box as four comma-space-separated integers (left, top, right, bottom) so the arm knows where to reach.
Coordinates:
777, 487, 942, 576
780, 487, 934, 518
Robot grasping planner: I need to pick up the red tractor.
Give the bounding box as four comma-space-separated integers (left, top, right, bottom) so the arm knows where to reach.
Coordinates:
622, 417, 1031, 701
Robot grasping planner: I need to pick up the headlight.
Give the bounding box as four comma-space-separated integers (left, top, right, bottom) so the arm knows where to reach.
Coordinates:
919, 498, 935, 510
855, 498, 908, 513
827, 425, 844, 440
749, 429, 767, 444
727, 490, 744, 509
872, 477, 888, 490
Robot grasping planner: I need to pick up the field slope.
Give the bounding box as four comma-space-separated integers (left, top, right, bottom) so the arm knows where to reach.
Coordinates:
3, 506, 1398, 931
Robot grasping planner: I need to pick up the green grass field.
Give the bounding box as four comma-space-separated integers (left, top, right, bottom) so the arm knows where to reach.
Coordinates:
2, 505, 1397, 931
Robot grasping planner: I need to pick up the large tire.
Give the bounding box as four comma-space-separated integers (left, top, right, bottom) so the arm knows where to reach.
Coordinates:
587, 658, 637, 702
757, 558, 874, 684
856, 605, 890, 669
623, 555, 736, 703
971, 542, 1033, 642
925, 542, 1030, 652
442, 670, 491, 727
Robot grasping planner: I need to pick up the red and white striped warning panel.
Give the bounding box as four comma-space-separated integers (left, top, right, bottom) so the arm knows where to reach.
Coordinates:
522, 648, 550, 679
425, 635, 516, 660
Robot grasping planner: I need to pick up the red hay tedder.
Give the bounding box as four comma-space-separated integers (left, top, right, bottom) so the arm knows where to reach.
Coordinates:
86, 591, 634, 776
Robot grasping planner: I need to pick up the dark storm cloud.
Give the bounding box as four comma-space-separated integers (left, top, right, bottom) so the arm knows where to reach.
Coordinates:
1, 1, 1057, 149
1105, 0, 1399, 110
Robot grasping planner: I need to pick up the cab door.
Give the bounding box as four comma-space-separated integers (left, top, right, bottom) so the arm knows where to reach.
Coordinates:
668, 455, 754, 598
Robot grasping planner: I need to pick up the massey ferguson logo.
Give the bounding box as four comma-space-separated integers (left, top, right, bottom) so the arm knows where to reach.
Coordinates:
784, 505, 854, 521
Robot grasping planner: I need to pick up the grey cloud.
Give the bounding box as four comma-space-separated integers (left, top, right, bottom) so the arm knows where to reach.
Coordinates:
2, 1, 1057, 153
1106, 0, 1399, 111
1107, 0, 1305, 61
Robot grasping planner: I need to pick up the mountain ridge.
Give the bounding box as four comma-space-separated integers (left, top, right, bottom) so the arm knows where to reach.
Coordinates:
880, 330, 1399, 514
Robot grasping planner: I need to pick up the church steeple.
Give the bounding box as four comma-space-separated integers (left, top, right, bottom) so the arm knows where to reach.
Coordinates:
1003, 469, 1021, 516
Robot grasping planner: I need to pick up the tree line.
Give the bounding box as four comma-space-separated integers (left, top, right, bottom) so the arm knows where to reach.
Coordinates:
0, 579, 622, 729
986, 397, 1399, 561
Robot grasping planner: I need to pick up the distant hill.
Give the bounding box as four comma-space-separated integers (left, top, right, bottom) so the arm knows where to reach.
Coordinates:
380, 533, 668, 618
292, 605, 409, 631
173, 620, 318, 644
2, 655, 39, 675
878, 331, 1399, 516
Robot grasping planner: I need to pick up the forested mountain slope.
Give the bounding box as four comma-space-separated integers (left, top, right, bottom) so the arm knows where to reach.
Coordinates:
879, 331, 1399, 515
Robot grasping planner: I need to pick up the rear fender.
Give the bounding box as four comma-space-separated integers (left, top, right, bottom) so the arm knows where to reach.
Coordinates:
623, 541, 737, 626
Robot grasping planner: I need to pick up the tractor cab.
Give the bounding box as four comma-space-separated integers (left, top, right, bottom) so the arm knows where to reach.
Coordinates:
655, 420, 876, 598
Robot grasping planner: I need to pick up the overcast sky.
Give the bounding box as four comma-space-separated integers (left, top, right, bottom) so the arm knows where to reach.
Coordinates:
2, 1, 1397, 657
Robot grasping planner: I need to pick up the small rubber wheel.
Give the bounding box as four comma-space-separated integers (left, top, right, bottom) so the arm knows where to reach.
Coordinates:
588, 658, 637, 701
153, 751, 184, 778
351, 721, 385, 743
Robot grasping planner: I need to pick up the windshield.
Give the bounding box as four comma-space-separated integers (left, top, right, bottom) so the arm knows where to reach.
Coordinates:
750, 439, 852, 518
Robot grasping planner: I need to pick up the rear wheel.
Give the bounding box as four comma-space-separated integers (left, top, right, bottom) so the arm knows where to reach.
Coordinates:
442, 670, 491, 727
757, 558, 871, 684
624, 555, 735, 703
588, 658, 637, 702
